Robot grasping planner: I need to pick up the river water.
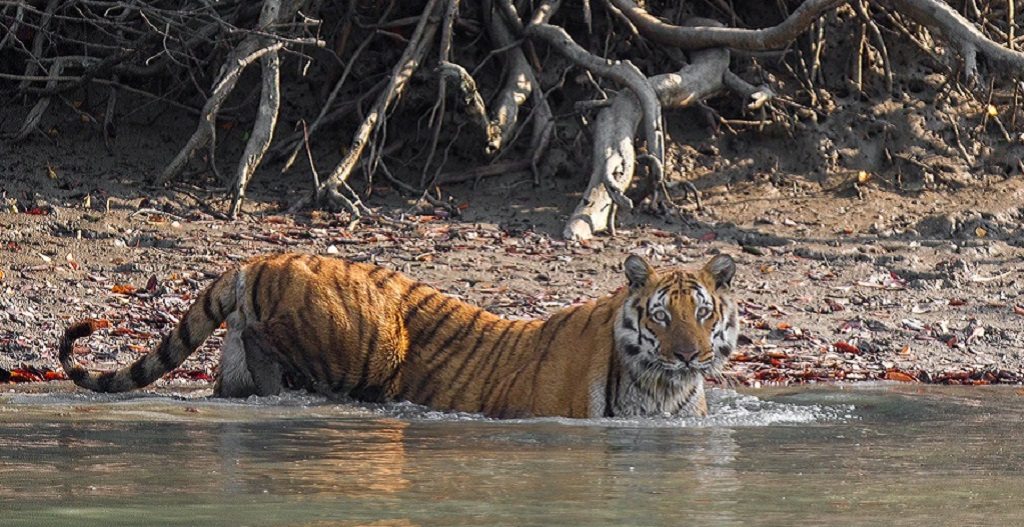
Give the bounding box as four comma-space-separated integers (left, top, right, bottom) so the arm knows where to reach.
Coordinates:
1, 383, 1022, 526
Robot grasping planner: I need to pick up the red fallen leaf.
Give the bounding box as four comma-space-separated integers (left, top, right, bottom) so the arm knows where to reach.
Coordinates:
25, 207, 48, 215
457, 202, 470, 211
9, 368, 43, 382
1014, 305, 1024, 316
88, 318, 112, 330
776, 322, 792, 330
185, 407, 200, 413
171, 370, 214, 382
949, 298, 967, 306
885, 370, 915, 382
946, 336, 958, 348
833, 341, 860, 354
699, 232, 717, 242
44, 371, 66, 381
111, 284, 137, 295
766, 350, 788, 359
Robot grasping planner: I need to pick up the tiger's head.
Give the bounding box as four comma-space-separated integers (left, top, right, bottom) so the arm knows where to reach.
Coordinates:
614, 254, 739, 377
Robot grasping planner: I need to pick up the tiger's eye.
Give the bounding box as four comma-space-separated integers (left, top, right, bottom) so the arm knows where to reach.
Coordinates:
652, 311, 669, 324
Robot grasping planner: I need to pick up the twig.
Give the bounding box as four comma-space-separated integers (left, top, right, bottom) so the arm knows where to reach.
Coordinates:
278, 17, 381, 172
293, 0, 443, 213
421, 0, 462, 187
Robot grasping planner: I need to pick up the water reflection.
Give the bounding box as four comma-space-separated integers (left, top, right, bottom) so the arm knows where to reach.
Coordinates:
4, 385, 1024, 526
217, 419, 411, 497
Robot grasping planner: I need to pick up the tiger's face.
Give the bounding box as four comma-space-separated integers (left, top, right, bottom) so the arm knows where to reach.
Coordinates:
614, 254, 739, 376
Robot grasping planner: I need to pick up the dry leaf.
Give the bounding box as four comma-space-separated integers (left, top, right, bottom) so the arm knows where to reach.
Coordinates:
987, 104, 998, 117
833, 341, 860, 354
857, 170, 870, 183
111, 284, 137, 295
885, 370, 915, 382
975, 226, 987, 238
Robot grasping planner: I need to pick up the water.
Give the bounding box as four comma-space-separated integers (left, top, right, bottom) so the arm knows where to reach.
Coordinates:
1, 383, 1023, 526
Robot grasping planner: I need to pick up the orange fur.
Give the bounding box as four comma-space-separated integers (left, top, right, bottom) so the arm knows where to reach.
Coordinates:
59, 253, 738, 418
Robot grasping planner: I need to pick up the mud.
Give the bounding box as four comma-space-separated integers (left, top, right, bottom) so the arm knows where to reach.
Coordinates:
1, 90, 1023, 391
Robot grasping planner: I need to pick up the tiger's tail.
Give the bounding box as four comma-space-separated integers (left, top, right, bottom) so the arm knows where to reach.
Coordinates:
59, 268, 239, 392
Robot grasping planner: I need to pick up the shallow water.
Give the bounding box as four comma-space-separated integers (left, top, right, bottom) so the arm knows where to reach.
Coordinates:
1, 383, 1023, 526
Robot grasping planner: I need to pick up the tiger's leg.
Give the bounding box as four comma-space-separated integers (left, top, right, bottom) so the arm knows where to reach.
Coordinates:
213, 318, 282, 398
240, 323, 283, 396
214, 320, 258, 397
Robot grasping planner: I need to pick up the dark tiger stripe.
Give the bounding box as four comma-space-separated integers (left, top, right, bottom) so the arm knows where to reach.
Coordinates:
601, 305, 617, 325
370, 268, 399, 289
401, 289, 438, 327
201, 277, 222, 322
603, 348, 619, 417
295, 309, 332, 383
349, 323, 380, 397
249, 263, 268, 320
400, 282, 430, 301
487, 323, 541, 411
578, 305, 600, 337
477, 321, 528, 413
177, 318, 196, 351
476, 322, 523, 413
308, 254, 324, 275
267, 255, 303, 316
97, 370, 117, 391
525, 307, 584, 408
408, 297, 459, 348
156, 339, 177, 371
458, 321, 515, 404
129, 357, 150, 387
423, 318, 499, 406
408, 309, 486, 401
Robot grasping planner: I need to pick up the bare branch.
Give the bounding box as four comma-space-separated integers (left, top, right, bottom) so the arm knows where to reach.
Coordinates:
606, 0, 845, 50
293, 0, 443, 213
892, 0, 1024, 81
228, 0, 284, 218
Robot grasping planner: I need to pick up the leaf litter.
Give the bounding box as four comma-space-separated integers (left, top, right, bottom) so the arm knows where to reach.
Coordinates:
2, 187, 1024, 392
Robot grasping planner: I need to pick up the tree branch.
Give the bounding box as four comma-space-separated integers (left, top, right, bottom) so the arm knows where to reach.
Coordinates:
606, 0, 845, 50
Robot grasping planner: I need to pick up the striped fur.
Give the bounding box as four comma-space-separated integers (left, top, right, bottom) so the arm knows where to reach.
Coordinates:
58, 253, 738, 418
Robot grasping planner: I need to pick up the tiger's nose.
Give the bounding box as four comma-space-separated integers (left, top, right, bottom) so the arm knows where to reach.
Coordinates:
673, 347, 698, 363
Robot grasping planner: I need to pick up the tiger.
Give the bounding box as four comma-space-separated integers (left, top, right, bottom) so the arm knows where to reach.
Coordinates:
58, 252, 739, 418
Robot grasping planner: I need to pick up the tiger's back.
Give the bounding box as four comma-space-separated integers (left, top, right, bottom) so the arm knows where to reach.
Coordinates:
60, 252, 738, 419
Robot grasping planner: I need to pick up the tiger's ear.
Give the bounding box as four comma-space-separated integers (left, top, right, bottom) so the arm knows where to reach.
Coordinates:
624, 254, 654, 290
703, 254, 736, 290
